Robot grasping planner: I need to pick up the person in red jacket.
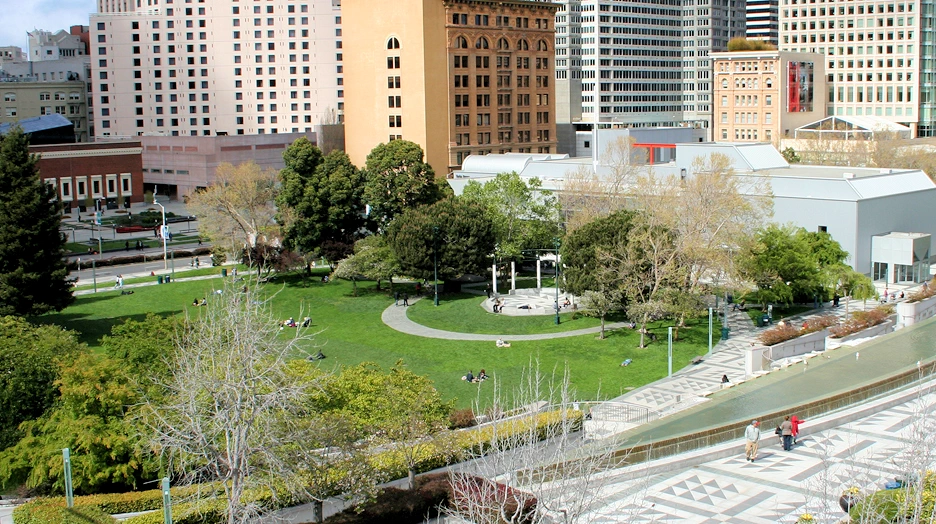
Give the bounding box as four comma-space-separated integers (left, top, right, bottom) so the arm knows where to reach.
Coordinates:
791, 415, 804, 445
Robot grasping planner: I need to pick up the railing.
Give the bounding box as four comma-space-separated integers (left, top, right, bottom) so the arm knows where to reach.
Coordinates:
576, 400, 661, 425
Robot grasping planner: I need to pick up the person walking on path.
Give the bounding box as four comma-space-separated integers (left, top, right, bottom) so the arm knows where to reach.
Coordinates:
745, 420, 761, 462
780, 416, 794, 450
791, 415, 803, 444
394, 291, 400, 306
485, 283, 492, 299
402, 293, 409, 307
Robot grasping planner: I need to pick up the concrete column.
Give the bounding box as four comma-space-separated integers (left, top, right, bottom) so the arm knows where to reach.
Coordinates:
536, 257, 542, 289
492, 263, 498, 295
511, 261, 516, 291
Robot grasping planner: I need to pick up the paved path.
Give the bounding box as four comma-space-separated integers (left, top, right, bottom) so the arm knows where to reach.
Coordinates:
573, 377, 936, 523
381, 297, 628, 341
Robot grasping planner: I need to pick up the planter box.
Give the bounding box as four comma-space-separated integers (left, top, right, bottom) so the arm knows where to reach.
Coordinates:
745, 328, 830, 376
897, 294, 936, 328
827, 318, 895, 345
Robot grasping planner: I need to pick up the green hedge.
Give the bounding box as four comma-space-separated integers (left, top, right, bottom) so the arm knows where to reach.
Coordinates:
15, 409, 582, 524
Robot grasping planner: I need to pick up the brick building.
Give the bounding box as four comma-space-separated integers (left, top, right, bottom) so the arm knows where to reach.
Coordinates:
32, 141, 144, 212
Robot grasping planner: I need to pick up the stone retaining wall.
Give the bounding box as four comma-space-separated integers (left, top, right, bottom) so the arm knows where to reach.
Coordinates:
897, 294, 936, 328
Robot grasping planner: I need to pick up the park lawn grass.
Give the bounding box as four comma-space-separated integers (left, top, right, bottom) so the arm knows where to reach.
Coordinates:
406, 293, 609, 335
37, 271, 710, 409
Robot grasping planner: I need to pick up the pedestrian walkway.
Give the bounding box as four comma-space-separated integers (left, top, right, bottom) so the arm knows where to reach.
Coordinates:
73, 265, 243, 296
381, 297, 628, 341
573, 376, 936, 523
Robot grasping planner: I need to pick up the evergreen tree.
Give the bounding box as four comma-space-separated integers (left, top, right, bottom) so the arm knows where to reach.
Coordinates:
0, 127, 72, 316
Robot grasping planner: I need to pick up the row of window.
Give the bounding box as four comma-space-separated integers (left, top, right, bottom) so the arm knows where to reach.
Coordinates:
720, 112, 774, 124
17, 92, 82, 102
453, 75, 550, 89
48, 173, 133, 202
453, 56, 546, 69
451, 14, 549, 29
452, 112, 546, 127
452, 36, 549, 51
720, 77, 775, 89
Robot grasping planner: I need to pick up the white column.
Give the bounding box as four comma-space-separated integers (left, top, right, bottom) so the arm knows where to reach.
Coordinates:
536, 257, 542, 290
492, 263, 498, 295
511, 261, 516, 291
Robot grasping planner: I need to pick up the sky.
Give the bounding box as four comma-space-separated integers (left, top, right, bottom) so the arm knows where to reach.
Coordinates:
0, 0, 97, 51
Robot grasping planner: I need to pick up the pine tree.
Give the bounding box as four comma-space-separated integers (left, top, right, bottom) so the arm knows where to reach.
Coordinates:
0, 127, 73, 316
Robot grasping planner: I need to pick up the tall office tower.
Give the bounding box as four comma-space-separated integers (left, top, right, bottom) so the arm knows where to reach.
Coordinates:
553, 0, 745, 153
779, 0, 932, 135
746, 0, 780, 46
343, 0, 558, 175
90, 0, 343, 138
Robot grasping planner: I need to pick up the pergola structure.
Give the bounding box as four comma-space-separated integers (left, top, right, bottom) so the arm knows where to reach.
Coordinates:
793, 115, 911, 140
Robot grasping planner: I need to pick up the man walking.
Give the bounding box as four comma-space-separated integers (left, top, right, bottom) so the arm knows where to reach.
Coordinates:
402, 292, 409, 307
745, 420, 761, 462
780, 416, 794, 451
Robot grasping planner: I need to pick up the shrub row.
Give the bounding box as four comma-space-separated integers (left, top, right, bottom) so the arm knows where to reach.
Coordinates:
906, 277, 936, 303
66, 247, 213, 270
14, 410, 580, 524
828, 306, 893, 339
758, 314, 838, 346
850, 470, 936, 522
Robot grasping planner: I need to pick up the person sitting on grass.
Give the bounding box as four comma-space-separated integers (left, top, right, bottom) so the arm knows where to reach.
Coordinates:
284, 317, 297, 328
463, 370, 475, 383
620, 358, 632, 367
192, 298, 200, 306
496, 338, 511, 348
477, 369, 488, 381
301, 317, 311, 327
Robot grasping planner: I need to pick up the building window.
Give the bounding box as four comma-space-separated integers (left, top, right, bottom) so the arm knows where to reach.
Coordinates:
387, 37, 400, 49
475, 37, 489, 49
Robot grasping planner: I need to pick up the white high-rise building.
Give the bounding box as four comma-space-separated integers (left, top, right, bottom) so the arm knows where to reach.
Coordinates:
553, 0, 745, 153
779, 0, 930, 136
90, 0, 343, 138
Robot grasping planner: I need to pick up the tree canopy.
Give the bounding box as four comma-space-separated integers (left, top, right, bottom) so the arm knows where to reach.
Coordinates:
278, 139, 370, 257
0, 127, 73, 315
560, 210, 637, 297
460, 172, 562, 260
363, 140, 447, 228
0, 316, 83, 451
387, 198, 496, 281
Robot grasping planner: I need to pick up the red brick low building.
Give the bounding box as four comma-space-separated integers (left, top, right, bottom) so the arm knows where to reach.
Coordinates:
31, 141, 144, 212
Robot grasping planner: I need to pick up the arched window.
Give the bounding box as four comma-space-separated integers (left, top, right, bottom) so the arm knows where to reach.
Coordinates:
537, 39, 549, 51
454, 36, 468, 49
387, 37, 400, 49
475, 37, 489, 49
722, 78, 729, 89
497, 37, 510, 50
517, 39, 529, 50
766, 78, 773, 88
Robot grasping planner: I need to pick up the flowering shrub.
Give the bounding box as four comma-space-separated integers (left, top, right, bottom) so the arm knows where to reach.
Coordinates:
907, 278, 936, 303
829, 306, 893, 339
758, 315, 838, 345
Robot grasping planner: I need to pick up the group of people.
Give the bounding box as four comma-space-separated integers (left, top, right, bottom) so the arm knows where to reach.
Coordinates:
881, 289, 906, 303
495, 338, 511, 348
125, 240, 148, 251
113, 274, 124, 289
463, 369, 488, 383
744, 415, 804, 462
282, 317, 312, 328
492, 298, 504, 313
394, 292, 410, 306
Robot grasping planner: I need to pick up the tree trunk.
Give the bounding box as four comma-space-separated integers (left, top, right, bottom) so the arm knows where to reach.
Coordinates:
352, 277, 357, 297
599, 314, 606, 339
376, 278, 382, 291
408, 467, 416, 490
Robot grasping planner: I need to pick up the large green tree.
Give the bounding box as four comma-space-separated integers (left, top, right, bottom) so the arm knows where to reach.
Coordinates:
278, 139, 370, 257
0, 316, 83, 450
331, 235, 401, 295
0, 127, 73, 315
363, 140, 447, 228
739, 225, 849, 306
387, 198, 496, 281
560, 210, 637, 297
460, 171, 562, 261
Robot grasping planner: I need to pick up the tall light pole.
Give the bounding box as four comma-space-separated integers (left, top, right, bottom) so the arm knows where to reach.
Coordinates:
554, 237, 561, 325
153, 198, 168, 269
433, 226, 439, 306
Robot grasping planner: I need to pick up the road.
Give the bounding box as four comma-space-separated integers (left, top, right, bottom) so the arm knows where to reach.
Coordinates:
71, 245, 211, 284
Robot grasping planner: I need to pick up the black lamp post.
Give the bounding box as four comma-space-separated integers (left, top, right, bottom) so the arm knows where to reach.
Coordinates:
554, 237, 561, 325
433, 226, 440, 306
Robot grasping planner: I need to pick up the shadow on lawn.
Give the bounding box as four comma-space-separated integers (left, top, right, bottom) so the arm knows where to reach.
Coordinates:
34, 311, 181, 347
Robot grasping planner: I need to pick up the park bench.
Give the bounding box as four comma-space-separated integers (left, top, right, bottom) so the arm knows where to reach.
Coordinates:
691, 355, 704, 365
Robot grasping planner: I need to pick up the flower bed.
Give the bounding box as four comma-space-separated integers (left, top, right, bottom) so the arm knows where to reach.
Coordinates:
907, 278, 936, 303
758, 314, 838, 346
828, 306, 893, 339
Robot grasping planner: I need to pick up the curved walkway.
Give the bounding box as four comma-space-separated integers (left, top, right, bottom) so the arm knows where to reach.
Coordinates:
381, 297, 628, 340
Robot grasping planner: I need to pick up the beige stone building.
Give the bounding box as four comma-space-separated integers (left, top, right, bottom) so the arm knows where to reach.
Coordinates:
343, 0, 558, 175
711, 50, 826, 143
90, 0, 343, 138
0, 81, 89, 141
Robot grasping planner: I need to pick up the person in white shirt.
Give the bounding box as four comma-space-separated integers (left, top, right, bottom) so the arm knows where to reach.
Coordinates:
745, 420, 761, 462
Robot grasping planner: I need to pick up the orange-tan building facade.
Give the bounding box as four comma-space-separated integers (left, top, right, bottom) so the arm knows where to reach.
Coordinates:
711, 50, 826, 142
343, 0, 558, 175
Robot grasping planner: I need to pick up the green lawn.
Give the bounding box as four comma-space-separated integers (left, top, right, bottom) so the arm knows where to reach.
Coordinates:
37, 271, 711, 409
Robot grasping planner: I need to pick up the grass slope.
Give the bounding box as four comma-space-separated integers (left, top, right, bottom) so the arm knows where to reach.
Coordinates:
37, 271, 710, 409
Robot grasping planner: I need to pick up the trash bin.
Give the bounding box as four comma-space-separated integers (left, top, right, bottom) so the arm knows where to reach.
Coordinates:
762, 314, 770, 326
221, 268, 228, 277
165, 276, 171, 284
721, 326, 730, 340
755, 316, 764, 327
157, 275, 164, 285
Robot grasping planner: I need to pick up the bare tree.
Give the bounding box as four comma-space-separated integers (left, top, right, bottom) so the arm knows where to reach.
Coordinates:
187, 161, 282, 262
141, 284, 342, 524
445, 363, 622, 524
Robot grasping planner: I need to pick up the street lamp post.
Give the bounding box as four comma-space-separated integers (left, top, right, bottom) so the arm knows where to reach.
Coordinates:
153, 198, 168, 270
554, 238, 561, 325
433, 226, 439, 306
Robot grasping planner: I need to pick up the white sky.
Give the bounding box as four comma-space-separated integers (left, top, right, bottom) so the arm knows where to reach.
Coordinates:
0, 0, 96, 51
